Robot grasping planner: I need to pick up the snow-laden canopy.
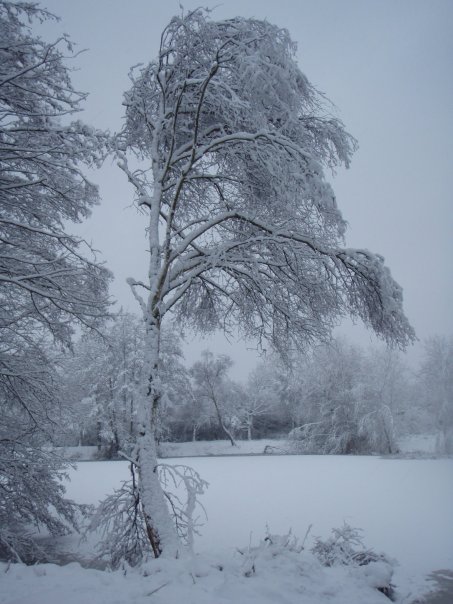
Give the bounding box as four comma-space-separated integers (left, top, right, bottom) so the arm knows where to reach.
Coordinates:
120, 10, 414, 354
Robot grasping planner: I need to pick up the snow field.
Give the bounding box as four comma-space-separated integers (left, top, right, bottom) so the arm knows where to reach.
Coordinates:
2, 455, 452, 603
64, 455, 453, 595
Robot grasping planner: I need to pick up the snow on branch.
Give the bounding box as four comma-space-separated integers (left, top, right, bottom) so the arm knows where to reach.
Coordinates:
90, 461, 208, 567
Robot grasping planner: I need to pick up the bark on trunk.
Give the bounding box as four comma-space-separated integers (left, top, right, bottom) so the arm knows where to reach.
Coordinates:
212, 395, 236, 446
137, 430, 180, 558
136, 321, 181, 558
134, 103, 183, 558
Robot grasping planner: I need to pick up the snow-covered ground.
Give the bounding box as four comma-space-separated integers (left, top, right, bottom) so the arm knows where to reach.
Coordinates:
2, 455, 452, 604
0, 549, 397, 604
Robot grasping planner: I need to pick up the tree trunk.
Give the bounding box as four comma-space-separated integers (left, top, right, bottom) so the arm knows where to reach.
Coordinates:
136, 321, 181, 558
134, 108, 182, 558
247, 418, 252, 441
137, 430, 180, 558
212, 395, 236, 446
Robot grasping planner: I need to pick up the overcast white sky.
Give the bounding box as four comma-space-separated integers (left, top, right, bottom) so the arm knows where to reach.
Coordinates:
39, 0, 453, 378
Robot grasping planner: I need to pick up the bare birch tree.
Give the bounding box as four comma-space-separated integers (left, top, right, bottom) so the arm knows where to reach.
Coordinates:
239, 364, 279, 440
117, 10, 415, 558
190, 350, 236, 445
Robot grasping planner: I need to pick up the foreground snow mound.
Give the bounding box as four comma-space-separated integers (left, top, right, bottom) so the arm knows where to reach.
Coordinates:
2, 536, 393, 604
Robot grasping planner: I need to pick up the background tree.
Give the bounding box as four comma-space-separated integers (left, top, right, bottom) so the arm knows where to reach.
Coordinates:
60, 331, 107, 448
0, 1, 110, 561
267, 354, 308, 432
288, 340, 367, 454
167, 379, 213, 442
117, 9, 414, 558
238, 363, 279, 440
360, 346, 408, 453
288, 340, 401, 454
61, 313, 188, 453
417, 336, 453, 454
190, 350, 236, 445
61, 327, 127, 457
157, 325, 191, 442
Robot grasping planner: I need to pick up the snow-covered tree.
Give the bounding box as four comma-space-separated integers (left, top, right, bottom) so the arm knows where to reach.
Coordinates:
0, 2, 110, 561
61, 328, 126, 455
171, 384, 213, 442
417, 336, 453, 454
289, 340, 368, 454
360, 346, 409, 452
157, 326, 191, 441
117, 10, 414, 557
62, 313, 188, 453
190, 350, 236, 445
288, 340, 401, 454
238, 363, 279, 440
267, 354, 308, 431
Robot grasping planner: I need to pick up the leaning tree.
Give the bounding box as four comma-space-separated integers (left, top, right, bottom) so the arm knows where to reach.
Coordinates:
117, 10, 415, 558
0, 1, 110, 561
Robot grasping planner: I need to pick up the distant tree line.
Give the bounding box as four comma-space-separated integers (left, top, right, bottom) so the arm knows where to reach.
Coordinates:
59, 313, 453, 456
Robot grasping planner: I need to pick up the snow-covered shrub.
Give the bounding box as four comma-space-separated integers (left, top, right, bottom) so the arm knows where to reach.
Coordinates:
288, 420, 370, 455
235, 526, 394, 600
289, 406, 398, 455
88, 464, 147, 569
312, 524, 376, 567
311, 524, 394, 599
286, 340, 402, 455
236, 529, 304, 578
358, 405, 398, 455
90, 462, 208, 568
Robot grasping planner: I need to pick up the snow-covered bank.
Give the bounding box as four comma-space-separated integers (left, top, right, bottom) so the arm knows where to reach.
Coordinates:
59, 432, 441, 461
0, 549, 393, 604
62, 455, 453, 598
158, 438, 286, 457
2, 455, 451, 603
59, 439, 287, 461
398, 434, 437, 456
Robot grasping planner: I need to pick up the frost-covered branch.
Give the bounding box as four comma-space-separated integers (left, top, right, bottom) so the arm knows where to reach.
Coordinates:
0, 0, 111, 562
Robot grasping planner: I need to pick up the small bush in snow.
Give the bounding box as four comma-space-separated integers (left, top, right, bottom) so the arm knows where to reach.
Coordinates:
236, 526, 394, 599
236, 529, 303, 577
312, 523, 381, 567
311, 524, 395, 599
